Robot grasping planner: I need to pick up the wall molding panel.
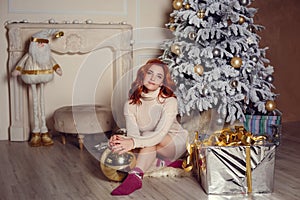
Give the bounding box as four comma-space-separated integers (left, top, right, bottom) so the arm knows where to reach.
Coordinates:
8, 0, 128, 16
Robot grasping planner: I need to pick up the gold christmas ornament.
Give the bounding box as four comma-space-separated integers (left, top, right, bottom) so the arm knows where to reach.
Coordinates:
188, 32, 197, 40
265, 100, 276, 112
194, 64, 204, 75
212, 48, 221, 57
239, 16, 245, 24
171, 44, 181, 55
169, 25, 176, 31
100, 148, 136, 181
247, 25, 255, 33
250, 55, 259, 63
173, 0, 183, 10
230, 80, 238, 88
184, 3, 191, 9
197, 10, 205, 19
169, 17, 175, 23
231, 57, 243, 69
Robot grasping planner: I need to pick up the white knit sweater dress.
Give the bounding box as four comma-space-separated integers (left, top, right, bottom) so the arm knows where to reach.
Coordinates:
124, 88, 188, 159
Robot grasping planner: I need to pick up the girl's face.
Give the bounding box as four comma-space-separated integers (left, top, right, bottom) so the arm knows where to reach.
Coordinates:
143, 64, 164, 91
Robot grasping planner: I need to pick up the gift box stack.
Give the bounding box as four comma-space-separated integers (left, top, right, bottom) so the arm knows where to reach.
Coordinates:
184, 123, 281, 195
242, 110, 282, 145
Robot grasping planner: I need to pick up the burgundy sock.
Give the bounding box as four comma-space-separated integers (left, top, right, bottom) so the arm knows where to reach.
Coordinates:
167, 159, 183, 169
111, 167, 144, 196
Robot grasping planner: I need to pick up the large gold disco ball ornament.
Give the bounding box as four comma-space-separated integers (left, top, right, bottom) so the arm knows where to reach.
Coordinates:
100, 148, 136, 181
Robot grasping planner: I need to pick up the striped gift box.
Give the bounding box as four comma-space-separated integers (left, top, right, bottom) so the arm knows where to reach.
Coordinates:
243, 111, 282, 138
198, 145, 276, 194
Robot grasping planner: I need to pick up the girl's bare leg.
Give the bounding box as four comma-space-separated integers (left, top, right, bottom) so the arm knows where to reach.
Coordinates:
135, 134, 176, 172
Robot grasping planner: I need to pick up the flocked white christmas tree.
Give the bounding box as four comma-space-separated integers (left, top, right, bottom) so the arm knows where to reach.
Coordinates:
161, 0, 278, 124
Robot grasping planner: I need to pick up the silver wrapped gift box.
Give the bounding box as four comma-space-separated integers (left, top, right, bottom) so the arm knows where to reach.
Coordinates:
196, 144, 276, 194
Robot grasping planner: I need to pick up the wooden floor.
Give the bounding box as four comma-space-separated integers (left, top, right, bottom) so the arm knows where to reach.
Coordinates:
0, 121, 299, 200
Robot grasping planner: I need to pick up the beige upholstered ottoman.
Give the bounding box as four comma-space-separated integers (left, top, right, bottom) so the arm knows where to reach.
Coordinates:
53, 105, 113, 150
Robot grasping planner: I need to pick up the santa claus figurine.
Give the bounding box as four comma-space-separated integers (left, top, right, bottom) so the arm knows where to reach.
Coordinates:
12, 29, 63, 147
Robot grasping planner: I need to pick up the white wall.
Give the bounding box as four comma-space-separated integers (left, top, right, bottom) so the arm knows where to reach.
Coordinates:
0, 0, 173, 140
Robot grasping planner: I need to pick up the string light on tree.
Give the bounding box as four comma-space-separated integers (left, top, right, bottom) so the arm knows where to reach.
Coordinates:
216, 117, 224, 126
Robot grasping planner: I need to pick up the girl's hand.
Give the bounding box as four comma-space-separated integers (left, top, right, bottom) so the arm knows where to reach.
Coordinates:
108, 134, 120, 149
109, 135, 134, 154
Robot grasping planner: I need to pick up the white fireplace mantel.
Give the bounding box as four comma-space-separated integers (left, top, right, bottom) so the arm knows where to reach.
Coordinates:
6, 22, 133, 141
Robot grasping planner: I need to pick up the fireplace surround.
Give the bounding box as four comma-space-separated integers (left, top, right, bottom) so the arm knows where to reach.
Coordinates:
6, 21, 133, 141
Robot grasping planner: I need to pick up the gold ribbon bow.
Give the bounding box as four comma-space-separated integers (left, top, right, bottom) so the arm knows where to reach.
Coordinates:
182, 131, 200, 172
206, 126, 267, 147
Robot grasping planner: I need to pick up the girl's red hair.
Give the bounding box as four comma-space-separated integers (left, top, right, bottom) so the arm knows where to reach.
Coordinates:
129, 59, 176, 104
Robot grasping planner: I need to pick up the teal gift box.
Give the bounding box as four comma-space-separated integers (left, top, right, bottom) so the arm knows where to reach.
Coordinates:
242, 110, 282, 145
